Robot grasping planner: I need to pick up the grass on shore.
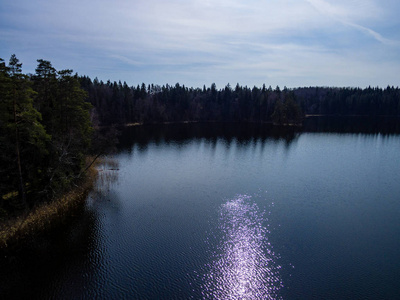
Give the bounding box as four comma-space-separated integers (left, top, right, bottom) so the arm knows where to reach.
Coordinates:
0, 162, 99, 250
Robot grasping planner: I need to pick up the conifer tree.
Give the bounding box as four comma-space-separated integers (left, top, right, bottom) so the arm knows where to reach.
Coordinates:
0, 55, 50, 209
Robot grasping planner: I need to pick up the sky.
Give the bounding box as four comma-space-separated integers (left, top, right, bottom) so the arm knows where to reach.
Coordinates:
1, 0, 399, 89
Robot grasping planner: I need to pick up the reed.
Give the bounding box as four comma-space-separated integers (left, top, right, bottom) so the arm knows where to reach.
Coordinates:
0, 160, 99, 250
94, 157, 119, 195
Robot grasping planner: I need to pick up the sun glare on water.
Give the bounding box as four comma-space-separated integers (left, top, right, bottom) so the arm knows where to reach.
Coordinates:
202, 194, 283, 300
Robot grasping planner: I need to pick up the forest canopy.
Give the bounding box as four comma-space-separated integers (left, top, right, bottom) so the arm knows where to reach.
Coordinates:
79, 77, 400, 126
1, 55, 92, 214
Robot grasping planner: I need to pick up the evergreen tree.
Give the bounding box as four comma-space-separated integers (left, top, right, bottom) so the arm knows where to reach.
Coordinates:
42, 69, 92, 195
0, 55, 50, 209
271, 92, 303, 125
0, 56, 93, 210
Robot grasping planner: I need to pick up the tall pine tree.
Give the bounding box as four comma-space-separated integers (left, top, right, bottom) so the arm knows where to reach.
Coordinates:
0, 55, 50, 210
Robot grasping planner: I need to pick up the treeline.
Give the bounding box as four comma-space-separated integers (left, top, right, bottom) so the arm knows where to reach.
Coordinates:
294, 86, 400, 116
1, 55, 400, 215
79, 79, 303, 125
0, 56, 92, 214
79, 77, 400, 126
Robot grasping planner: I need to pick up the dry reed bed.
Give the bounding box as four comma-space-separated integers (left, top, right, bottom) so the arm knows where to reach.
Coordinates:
0, 162, 99, 250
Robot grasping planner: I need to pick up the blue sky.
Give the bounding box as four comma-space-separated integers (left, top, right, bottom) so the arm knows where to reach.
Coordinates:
1, 0, 399, 88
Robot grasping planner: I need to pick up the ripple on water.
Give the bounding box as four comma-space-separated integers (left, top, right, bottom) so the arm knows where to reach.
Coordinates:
202, 194, 283, 300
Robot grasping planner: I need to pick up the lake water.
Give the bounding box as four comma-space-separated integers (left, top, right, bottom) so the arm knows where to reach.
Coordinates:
1, 121, 400, 299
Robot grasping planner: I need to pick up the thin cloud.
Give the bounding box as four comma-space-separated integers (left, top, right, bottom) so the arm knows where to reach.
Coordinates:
306, 0, 400, 46
344, 22, 400, 46
0, 0, 399, 87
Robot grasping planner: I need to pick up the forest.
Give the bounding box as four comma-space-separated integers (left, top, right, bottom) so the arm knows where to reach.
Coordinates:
1, 55, 400, 217
79, 76, 400, 126
0, 56, 92, 216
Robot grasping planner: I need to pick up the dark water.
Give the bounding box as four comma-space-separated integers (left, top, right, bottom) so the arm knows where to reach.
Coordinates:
1, 120, 400, 299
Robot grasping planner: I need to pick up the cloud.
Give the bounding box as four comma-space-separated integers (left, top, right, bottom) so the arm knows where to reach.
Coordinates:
306, 0, 400, 46
343, 22, 400, 46
1, 0, 399, 87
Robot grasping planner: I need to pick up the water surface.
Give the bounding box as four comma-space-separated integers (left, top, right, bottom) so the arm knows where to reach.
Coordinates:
1, 122, 400, 299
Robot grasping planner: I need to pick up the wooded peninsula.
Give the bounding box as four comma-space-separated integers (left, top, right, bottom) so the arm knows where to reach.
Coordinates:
1, 55, 400, 239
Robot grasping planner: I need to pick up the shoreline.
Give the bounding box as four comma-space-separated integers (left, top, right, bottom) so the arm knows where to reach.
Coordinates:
0, 162, 98, 251
123, 115, 400, 128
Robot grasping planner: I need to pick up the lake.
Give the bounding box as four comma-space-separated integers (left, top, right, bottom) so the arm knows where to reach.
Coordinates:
1, 120, 400, 299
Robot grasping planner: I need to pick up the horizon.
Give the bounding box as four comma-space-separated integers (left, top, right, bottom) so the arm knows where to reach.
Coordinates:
1, 0, 399, 89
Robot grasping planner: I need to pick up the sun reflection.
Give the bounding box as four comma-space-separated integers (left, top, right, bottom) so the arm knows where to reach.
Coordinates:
203, 195, 283, 300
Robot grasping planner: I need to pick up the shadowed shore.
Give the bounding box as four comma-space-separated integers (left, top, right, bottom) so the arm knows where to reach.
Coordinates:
0, 161, 99, 251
